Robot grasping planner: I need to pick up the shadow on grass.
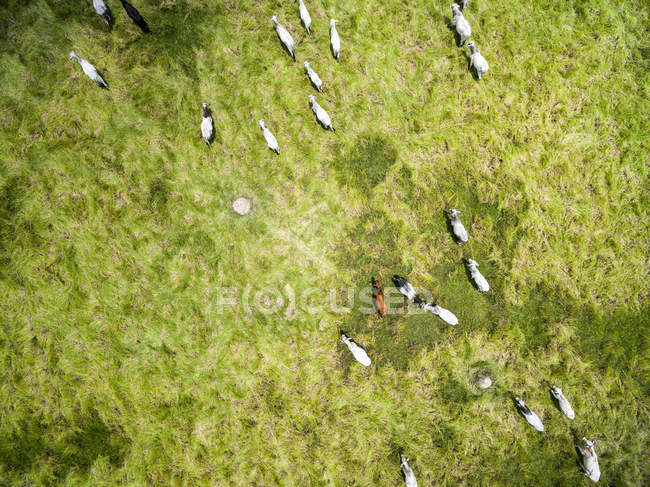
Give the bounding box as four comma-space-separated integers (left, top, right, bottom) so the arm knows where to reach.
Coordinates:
332, 134, 398, 193
439, 376, 473, 404
570, 429, 586, 476
332, 202, 442, 372
0, 407, 130, 478
332, 159, 646, 394
573, 304, 648, 383
439, 181, 530, 273
443, 16, 465, 48
338, 304, 446, 373
334, 209, 405, 275
118, 2, 226, 121
508, 285, 647, 386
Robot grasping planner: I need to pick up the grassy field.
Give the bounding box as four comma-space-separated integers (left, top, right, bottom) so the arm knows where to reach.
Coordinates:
0, 0, 648, 485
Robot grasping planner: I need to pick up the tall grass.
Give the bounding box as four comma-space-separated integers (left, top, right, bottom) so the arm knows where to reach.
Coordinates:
0, 0, 648, 485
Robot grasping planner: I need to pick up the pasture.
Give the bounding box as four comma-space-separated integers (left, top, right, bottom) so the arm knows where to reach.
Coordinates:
0, 0, 648, 485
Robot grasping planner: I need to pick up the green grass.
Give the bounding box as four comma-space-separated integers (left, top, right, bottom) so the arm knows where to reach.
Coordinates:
0, 0, 648, 485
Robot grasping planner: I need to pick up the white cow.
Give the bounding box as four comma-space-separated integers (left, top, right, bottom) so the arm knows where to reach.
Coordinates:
550, 386, 575, 419
421, 302, 459, 325
467, 41, 489, 80
578, 438, 601, 482
514, 397, 544, 432
69, 51, 108, 89
304, 61, 323, 92
298, 0, 312, 35
271, 16, 296, 61
448, 208, 468, 243
451, 4, 471, 46
341, 333, 371, 366
467, 259, 489, 292
93, 0, 113, 27
392, 275, 422, 305
309, 95, 334, 131
258, 120, 280, 154
201, 103, 214, 146
400, 454, 418, 487
330, 19, 341, 60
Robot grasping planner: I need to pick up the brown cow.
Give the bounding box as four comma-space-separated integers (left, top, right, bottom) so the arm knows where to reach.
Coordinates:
372, 278, 388, 316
